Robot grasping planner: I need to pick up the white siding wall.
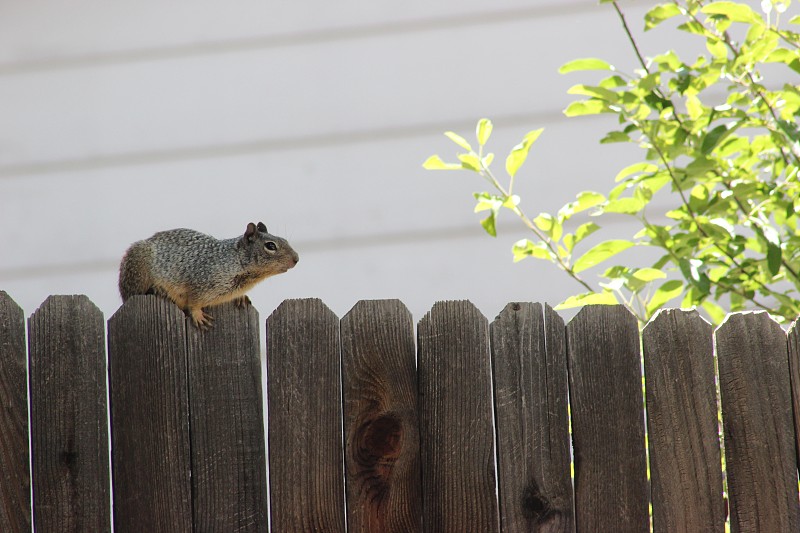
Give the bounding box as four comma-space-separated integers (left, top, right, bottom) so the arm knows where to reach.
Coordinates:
0, 0, 789, 321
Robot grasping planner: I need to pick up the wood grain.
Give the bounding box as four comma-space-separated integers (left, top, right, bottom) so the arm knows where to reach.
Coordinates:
107, 295, 192, 533
417, 301, 499, 533
0, 291, 30, 533
266, 299, 345, 533
490, 302, 573, 533
789, 320, 800, 492
187, 301, 267, 532
716, 313, 799, 532
28, 295, 110, 533
341, 300, 422, 533
642, 309, 724, 533
566, 305, 648, 533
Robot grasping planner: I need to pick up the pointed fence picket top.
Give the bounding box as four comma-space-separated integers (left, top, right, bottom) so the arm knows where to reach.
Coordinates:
266, 298, 346, 533
340, 300, 422, 533
642, 309, 724, 533
566, 304, 648, 533
186, 301, 267, 533
107, 295, 192, 533
0, 291, 29, 533
417, 301, 500, 533
715, 312, 800, 532
490, 302, 573, 532
28, 295, 110, 533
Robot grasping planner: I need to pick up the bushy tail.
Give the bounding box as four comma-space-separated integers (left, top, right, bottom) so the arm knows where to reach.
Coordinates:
118, 243, 153, 301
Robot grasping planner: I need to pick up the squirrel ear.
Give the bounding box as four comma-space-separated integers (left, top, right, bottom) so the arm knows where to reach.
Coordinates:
257, 222, 267, 233
244, 222, 257, 241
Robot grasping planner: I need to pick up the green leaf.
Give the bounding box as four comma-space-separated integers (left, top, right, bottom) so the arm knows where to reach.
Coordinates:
534, 212, 562, 241
615, 162, 659, 182
701, 300, 727, 324
701, 122, 739, 154
444, 131, 473, 151
632, 268, 667, 282
573, 240, 635, 273
555, 291, 619, 310
645, 3, 682, 30
790, 15, 800, 24
512, 239, 552, 261
558, 58, 613, 74
473, 192, 502, 213
423, 155, 462, 170
505, 128, 544, 178
600, 131, 631, 144
458, 153, 481, 171
476, 119, 493, 146
481, 213, 497, 237
574, 222, 600, 244
564, 100, 610, 117
559, 191, 606, 219
567, 84, 619, 102
701, 2, 761, 23
767, 242, 782, 276
647, 280, 684, 314
603, 197, 645, 214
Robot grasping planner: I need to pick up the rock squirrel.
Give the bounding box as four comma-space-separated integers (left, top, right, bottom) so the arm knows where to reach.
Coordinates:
119, 222, 299, 328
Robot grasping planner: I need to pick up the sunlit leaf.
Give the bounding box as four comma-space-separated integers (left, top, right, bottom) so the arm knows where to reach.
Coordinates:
555, 291, 619, 310
423, 155, 462, 170
632, 268, 667, 282
444, 131, 473, 151
558, 58, 614, 74
505, 128, 544, 177
702, 1, 761, 23
645, 3, 682, 30
647, 280, 684, 314
564, 100, 610, 117
512, 239, 552, 261
476, 118, 493, 146
573, 240, 635, 273
481, 213, 497, 236
615, 162, 659, 182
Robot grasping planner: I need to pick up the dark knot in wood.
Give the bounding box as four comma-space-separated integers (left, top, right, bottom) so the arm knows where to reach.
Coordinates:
353, 412, 403, 504
522, 479, 559, 525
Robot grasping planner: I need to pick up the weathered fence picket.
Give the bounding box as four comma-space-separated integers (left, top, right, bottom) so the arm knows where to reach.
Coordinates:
417, 301, 500, 533
108, 295, 192, 533
2, 291, 800, 533
716, 313, 800, 532
186, 301, 267, 533
567, 305, 649, 533
642, 309, 724, 533
28, 295, 109, 533
266, 299, 345, 532
0, 291, 29, 533
340, 300, 422, 533
490, 302, 572, 532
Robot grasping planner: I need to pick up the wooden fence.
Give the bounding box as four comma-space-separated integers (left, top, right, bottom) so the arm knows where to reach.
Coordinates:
0, 291, 799, 532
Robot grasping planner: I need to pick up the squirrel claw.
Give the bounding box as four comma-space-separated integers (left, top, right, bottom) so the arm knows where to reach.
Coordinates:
234, 295, 252, 308
189, 307, 214, 330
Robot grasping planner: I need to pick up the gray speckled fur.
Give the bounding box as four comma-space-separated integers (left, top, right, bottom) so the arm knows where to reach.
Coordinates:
119, 223, 298, 326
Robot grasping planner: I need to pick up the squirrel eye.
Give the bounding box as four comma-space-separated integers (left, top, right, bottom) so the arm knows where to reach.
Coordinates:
265, 241, 278, 251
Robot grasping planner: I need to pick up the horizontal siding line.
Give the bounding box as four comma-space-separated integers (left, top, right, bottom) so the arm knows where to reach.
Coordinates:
0, 2, 607, 76
0, 225, 519, 281
0, 212, 654, 281
0, 109, 596, 179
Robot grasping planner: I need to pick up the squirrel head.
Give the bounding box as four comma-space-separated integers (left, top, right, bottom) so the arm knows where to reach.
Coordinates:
239, 221, 299, 277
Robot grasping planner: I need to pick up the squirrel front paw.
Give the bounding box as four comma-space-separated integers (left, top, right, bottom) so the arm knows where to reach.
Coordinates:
189, 307, 214, 330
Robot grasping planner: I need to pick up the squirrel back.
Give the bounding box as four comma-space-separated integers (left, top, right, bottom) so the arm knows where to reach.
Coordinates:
119, 222, 298, 328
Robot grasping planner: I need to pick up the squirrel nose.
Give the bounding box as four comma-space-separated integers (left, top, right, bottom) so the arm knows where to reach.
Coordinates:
292, 252, 299, 264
